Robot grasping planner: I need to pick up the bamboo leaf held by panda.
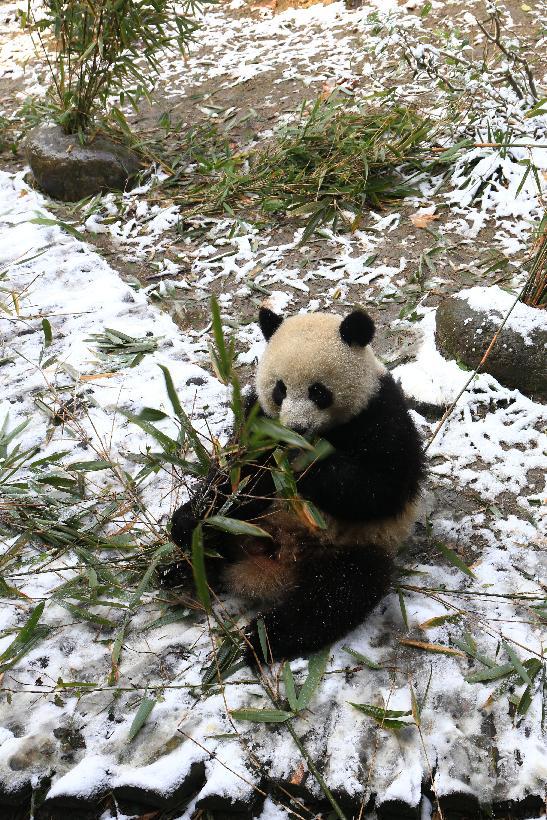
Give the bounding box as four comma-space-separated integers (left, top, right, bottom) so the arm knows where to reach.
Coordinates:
290, 438, 335, 472
158, 364, 210, 470
209, 295, 235, 385
295, 499, 327, 530
203, 516, 272, 539
251, 416, 313, 450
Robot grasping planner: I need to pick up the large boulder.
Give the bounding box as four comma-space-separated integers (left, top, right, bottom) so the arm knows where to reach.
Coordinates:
25, 124, 141, 201
435, 286, 546, 399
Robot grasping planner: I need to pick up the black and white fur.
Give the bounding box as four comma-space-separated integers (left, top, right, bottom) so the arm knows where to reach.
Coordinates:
167, 308, 425, 662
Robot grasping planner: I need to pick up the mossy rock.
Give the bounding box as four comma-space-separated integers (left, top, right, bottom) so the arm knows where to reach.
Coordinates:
435, 286, 546, 400
25, 124, 141, 201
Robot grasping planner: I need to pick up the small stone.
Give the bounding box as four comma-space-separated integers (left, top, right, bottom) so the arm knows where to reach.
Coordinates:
435, 289, 546, 399
25, 124, 141, 202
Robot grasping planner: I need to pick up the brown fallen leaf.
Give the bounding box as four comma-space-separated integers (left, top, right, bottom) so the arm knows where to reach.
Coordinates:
80, 372, 117, 381
399, 639, 464, 656
320, 81, 335, 100
289, 761, 306, 785
410, 210, 440, 228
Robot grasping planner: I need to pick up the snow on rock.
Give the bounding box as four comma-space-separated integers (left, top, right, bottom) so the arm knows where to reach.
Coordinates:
458, 285, 547, 346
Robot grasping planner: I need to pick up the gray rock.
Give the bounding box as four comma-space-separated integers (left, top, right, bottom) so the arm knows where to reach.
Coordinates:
435, 290, 546, 399
25, 124, 141, 201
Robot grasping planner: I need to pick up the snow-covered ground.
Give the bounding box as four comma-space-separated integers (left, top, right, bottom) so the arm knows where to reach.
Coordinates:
0, 0, 546, 817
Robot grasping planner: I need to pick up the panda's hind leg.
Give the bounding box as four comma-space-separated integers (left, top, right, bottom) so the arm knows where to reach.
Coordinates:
245, 545, 393, 662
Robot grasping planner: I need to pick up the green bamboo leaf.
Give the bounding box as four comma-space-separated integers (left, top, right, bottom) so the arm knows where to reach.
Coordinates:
298, 499, 327, 530
42, 318, 52, 347
257, 617, 268, 662
410, 683, 421, 726
158, 365, 210, 470
210, 295, 233, 383
0, 577, 28, 599
397, 588, 409, 630
59, 602, 116, 628
128, 542, 173, 610
283, 662, 299, 712
204, 515, 272, 539
436, 541, 475, 578
419, 613, 462, 629
128, 697, 156, 741
451, 634, 495, 668
137, 407, 169, 422
108, 619, 127, 685
291, 438, 334, 472
516, 659, 543, 716
57, 679, 98, 689
251, 417, 313, 450
342, 645, 381, 670
299, 205, 331, 245
503, 641, 532, 686
296, 646, 330, 711
1, 601, 44, 656
202, 634, 241, 685
30, 216, 86, 241
271, 449, 298, 498
350, 702, 413, 730
67, 460, 111, 472
191, 524, 211, 611
120, 409, 179, 452
73, 547, 119, 586
230, 708, 294, 723
0, 602, 50, 673
144, 607, 189, 631
157, 364, 185, 418
465, 663, 515, 683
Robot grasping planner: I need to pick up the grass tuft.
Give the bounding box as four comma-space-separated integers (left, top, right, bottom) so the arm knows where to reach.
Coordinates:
173, 95, 438, 238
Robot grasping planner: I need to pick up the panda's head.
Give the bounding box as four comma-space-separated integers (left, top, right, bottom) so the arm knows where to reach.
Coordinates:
256, 308, 385, 435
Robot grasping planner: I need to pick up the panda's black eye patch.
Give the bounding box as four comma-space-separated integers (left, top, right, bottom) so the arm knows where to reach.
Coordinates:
272, 380, 287, 406
308, 382, 333, 410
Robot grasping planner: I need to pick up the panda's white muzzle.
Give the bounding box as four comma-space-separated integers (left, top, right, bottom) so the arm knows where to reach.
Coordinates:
279, 398, 320, 435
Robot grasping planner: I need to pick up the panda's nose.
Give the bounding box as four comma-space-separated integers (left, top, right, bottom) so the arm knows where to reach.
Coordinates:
290, 424, 307, 436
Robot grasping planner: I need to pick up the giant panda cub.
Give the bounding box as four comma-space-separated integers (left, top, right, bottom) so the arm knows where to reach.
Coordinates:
169, 307, 425, 662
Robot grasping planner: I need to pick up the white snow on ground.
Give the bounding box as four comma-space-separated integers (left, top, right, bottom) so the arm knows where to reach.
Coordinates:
0, 0, 546, 815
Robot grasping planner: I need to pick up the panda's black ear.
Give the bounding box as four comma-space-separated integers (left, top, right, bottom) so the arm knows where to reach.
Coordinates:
340, 310, 375, 347
259, 307, 283, 340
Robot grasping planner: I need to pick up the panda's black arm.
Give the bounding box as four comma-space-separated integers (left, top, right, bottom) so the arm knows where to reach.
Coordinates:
296, 452, 402, 520
297, 376, 425, 521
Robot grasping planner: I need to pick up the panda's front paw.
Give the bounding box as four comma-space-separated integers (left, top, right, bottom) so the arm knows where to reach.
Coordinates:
170, 503, 199, 548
